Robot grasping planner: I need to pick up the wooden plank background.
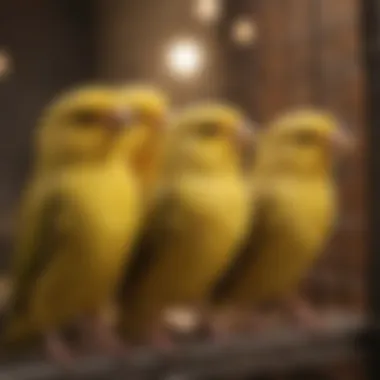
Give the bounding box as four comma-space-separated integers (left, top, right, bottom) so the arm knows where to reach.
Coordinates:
221, 0, 366, 313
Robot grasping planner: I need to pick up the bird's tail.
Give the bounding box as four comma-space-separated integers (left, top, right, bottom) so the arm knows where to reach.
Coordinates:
0, 307, 18, 353
0, 308, 34, 351
0, 306, 8, 341
117, 306, 151, 344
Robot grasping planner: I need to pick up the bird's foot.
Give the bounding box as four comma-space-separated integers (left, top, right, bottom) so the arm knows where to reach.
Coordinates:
285, 297, 324, 331
208, 308, 268, 339
94, 329, 129, 358
208, 321, 232, 343
81, 315, 128, 358
207, 309, 239, 342
248, 311, 276, 332
45, 332, 74, 368
150, 326, 175, 352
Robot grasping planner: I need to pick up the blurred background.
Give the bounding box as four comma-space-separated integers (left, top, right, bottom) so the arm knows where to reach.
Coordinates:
0, 0, 371, 379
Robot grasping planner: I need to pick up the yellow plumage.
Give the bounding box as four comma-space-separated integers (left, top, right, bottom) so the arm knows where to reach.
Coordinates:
211, 110, 350, 312
119, 84, 170, 207
119, 103, 253, 343
3, 86, 144, 353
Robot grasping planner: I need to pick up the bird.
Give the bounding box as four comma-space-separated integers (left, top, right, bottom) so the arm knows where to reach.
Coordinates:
2, 85, 150, 364
118, 102, 254, 347
210, 109, 354, 334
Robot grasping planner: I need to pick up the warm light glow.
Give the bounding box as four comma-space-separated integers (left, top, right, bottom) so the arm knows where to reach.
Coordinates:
193, 0, 221, 24
166, 39, 205, 79
0, 50, 11, 79
231, 17, 258, 46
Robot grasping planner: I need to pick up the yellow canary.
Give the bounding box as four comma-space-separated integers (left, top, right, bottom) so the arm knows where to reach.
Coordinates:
118, 103, 254, 345
211, 109, 353, 327
3, 85, 146, 361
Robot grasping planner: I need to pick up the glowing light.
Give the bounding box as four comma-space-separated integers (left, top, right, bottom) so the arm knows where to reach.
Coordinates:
231, 17, 258, 46
163, 307, 200, 332
0, 50, 11, 79
193, 0, 221, 24
166, 39, 205, 79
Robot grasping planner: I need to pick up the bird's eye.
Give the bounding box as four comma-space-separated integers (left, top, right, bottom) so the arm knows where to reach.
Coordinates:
293, 131, 317, 145
70, 110, 101, 126
197, 122, 219, 138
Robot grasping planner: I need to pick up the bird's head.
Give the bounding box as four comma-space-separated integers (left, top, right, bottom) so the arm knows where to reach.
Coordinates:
257, 109, 354, 177
168, 103, 254, 175
34, 85, 151, 172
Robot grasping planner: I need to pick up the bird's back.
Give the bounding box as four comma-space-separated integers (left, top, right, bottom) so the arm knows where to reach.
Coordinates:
222, 176, 336, 305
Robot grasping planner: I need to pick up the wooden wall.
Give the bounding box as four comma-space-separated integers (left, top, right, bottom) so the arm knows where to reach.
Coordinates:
0, 0, 97, 270
97, 0, 224, 104
221, 0, 367, 313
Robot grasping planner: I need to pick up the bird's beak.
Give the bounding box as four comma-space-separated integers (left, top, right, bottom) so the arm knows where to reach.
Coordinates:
331, 126, 356, 181
330, 126, 356, 156
104, 108, 135, 132
235, 121, 256, 170
236, 121, 256, 155
237, 121, 255, 144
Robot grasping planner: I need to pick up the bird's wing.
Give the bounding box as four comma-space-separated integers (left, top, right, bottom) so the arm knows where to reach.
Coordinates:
118, 189, 179, 306
210, 190, 272, 303
8, 190, 74, 318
